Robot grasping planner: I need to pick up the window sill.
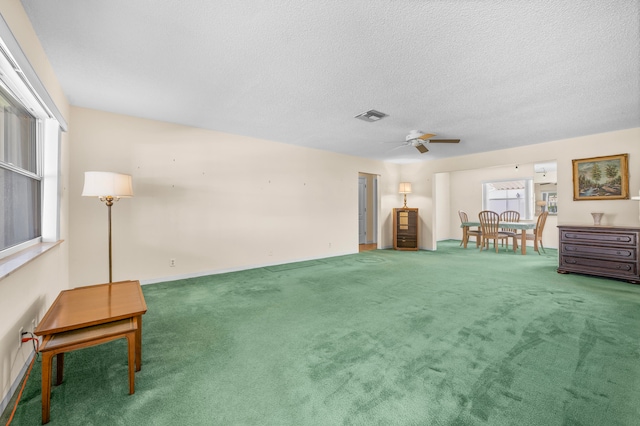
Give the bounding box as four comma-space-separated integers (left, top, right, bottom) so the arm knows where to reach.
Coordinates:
0, 240, 64, 281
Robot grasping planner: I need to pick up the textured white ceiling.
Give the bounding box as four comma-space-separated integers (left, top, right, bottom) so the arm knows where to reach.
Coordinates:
20, 0, 640, 163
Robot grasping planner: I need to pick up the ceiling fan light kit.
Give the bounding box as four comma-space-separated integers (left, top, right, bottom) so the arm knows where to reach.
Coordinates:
399, 130, 460, 154
406, 130, 432, 141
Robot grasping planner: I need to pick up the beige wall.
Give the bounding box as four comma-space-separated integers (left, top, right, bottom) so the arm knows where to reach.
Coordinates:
0, 0, 70, 411
68, 107, 401, 285
434, 172, 450, 244
402, 127, 640, 250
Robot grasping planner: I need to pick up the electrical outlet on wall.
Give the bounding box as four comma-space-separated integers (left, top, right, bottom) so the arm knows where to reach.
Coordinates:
170, 259, 176, 267
18, 327, 24, 348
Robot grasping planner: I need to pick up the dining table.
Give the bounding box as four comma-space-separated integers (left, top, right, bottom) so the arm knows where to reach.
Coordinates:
461, 220, 536, 254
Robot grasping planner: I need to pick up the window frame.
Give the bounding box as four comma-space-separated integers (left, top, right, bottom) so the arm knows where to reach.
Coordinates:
482, 178, 534, 220
0, 33, 61, 260
0, 82, 43, 247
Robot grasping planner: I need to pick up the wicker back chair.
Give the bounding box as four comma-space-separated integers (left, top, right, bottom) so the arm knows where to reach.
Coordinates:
478, 210, 517, 253
499, 210, 520, 250
458, 210, 482, 248
526, 211, 549, 254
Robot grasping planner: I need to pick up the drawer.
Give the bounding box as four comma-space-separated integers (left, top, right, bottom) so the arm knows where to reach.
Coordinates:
560, 230, 637, 247
561, 243, 636, 261
397, 238, 417, 248
396, 226, 418, 238
560, 256, 638, 278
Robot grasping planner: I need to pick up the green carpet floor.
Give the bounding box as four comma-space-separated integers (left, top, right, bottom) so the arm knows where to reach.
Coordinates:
4, 240, 640, 425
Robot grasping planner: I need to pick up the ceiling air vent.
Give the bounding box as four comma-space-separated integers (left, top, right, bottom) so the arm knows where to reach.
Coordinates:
354, 109, 388, 122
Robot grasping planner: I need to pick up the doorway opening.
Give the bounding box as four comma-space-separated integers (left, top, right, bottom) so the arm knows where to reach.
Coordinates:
358, 173, 379, 252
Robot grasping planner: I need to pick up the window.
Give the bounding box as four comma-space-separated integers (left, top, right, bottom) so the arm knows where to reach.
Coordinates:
0, 80, 42, 252
482, 179, 534, 220
542, 191, 558, 215
0, 29, 63, 259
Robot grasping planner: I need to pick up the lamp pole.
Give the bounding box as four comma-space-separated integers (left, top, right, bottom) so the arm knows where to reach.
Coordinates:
102, 195, 116, 283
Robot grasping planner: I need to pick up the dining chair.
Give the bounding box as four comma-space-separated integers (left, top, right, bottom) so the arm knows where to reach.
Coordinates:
499, 210, 520, 250
458, 210, 482, 248
478, 210, 517, 253
526, 211, 549, 254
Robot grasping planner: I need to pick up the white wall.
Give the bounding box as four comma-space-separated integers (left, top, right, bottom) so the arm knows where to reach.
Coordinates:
68, 107, 402, 285
403, 127, 640, 250
434, 173, 450, 244
0, 0, 70, 412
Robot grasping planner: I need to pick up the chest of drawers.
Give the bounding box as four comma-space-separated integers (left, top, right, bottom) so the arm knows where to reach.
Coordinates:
557, 225, 640, 284
393, 208, 418, 251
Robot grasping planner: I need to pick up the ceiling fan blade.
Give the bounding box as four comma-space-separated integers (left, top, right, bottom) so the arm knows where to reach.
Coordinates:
417, 133, 436, 141
428, 139, 460, 143
388, 144, 408, 152
415, 144, 428, 153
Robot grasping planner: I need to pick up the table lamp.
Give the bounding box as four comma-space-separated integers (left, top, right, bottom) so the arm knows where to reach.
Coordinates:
399, 182, 412, 208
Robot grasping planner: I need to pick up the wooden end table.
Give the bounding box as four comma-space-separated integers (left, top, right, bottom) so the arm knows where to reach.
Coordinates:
34, 280, 147, 423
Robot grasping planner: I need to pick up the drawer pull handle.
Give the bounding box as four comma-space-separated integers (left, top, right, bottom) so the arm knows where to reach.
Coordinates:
566, 259, 577, 264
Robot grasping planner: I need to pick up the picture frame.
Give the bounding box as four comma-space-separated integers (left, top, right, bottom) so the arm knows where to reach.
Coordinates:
572, 153, 629, 201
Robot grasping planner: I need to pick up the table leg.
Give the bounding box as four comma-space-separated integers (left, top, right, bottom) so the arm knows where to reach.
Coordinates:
521, 230, 527, 255
42, 352, 53, 424
135, 315, 142, 371
55, 353, 64, 385
463, 226, 468, 248
126, 332, 136, 394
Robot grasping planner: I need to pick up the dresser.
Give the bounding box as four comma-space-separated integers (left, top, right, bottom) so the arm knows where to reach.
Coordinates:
393, 208, 419, 251
557, 225, 640, 284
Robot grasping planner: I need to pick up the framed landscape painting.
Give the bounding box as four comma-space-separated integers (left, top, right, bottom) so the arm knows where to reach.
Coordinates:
572, 153, 629, 200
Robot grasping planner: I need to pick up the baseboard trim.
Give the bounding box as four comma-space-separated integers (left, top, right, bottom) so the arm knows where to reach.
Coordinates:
0, 350, 35, 418
139, 250, 355, 285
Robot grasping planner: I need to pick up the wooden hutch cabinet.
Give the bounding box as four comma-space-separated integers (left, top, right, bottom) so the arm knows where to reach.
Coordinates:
558, 225, 640, 284
393, 208, 419, 251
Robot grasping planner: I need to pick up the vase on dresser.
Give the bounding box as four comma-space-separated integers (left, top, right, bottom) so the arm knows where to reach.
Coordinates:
590, 212, 604, 225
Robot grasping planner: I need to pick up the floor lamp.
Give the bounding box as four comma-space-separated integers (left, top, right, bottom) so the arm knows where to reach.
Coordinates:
82, 171, 134, 282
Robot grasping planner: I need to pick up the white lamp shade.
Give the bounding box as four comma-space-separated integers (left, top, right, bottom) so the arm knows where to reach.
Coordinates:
398, 182, 412, 194
82, 171, 134, 197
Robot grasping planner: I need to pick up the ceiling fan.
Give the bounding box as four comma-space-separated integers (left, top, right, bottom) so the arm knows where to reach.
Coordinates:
396, 130, 460, 154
